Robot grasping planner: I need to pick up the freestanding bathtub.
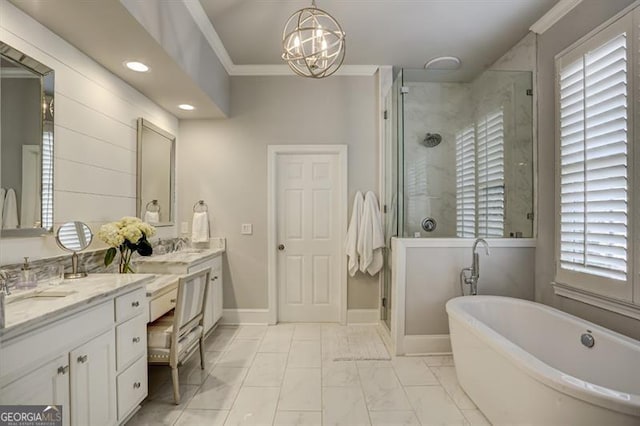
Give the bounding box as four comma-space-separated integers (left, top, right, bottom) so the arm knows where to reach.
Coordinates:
446, 296, 640, 426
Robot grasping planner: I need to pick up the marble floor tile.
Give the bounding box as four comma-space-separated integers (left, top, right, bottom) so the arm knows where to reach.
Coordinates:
216, 339, 260, 368
368, 410, 420, 426
147, 383, 199, 408
178, 351, 222, 385
288, 340, 321, 368
358, 366, 412, 411
174, 409, 229, 426
391, 357, 439, 386
422, 354, 455, 367
278, 368, 322, 411
462, 409, 492, 425
224, 386, 280, 425
206, 329, 238, 352
273, 411, 322, 426
431, 366, 477, 409
322, 361, 359, 387
405, 386, 467, 426
187, 367, 247, 410
244, 352, 288, 387
322, 386, 371, 426
259, 332, 293, 353
293, 324, 322, 340
235, 325, 268, 340
125, 401, 183, 426
356, 360, 392, 369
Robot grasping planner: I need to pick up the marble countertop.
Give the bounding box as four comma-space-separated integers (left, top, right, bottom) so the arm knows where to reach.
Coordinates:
1, 274, 155, 338
146, 274, 181, 298
134, 248, 224, 266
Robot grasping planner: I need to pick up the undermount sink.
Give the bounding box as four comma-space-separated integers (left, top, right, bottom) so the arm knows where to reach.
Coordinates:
177, 249, 206, 254
6, 289, 77, 305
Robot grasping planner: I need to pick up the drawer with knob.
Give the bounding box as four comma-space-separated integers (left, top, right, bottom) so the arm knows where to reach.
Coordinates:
116, 355, 147, 421
115, 314, 147, 371
115, 287, 145, 322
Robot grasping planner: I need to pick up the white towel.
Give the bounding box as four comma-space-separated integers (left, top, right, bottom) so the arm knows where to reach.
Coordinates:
144, 211, 160, 224
345, 191, 364, 277
357, 191, 385, 276
0, 188, 5, 230
191, 211, 210, 243
2, 188, 19, 229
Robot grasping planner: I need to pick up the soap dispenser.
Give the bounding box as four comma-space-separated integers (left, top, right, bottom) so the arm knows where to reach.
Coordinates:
17, 257, 37, 289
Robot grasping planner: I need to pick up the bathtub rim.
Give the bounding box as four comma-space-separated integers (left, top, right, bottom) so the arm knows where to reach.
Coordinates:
446, 295, 640, 417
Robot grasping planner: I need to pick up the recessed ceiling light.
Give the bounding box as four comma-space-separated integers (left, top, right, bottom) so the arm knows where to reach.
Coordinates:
178, 104, 195, 111
124, 61, 150, 72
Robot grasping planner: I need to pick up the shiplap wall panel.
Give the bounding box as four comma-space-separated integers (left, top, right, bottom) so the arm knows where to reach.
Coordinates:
54, 127, 136, 175
0, 0, 178, 264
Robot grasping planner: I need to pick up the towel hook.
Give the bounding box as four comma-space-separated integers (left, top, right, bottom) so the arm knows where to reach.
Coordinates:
193, 200, 208, 213
145, 200, 160, 213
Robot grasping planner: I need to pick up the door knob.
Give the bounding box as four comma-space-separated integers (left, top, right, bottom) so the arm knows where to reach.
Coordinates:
278, 244, 285, 251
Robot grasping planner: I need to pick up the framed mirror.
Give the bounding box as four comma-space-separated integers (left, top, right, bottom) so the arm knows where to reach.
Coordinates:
0, 41, 54, 237
137, 118, 175, 226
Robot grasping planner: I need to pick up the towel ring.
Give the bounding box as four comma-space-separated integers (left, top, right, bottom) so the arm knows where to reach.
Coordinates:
193, 200, 208, 213
145, 200, 161, 213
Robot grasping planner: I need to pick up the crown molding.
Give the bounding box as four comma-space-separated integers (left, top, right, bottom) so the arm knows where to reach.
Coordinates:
529, 0, 583, 34
182, 0, 379, 77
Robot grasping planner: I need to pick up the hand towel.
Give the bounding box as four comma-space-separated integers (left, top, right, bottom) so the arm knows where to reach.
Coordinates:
345, 191, 364, 277
144, 211, 160, 224
191, 211, 210, 243
2, 188, 19, 229
357, 191, 385, 276
0, 188, 5, 230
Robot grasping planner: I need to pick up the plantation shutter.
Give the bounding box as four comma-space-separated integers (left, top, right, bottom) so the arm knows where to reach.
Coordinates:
477, 110, 505, 237
456, 127, 476, 237
558, 32, 628, 282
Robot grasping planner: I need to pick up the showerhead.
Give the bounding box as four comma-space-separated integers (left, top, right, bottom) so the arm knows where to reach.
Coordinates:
422, 133, 442, 147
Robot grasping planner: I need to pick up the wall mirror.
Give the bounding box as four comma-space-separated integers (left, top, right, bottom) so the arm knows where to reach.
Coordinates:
0, 41, 54, 238
137, 118, 175, 226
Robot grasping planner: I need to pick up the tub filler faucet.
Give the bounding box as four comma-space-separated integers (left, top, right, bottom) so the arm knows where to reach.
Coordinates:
460, 238, 490, 295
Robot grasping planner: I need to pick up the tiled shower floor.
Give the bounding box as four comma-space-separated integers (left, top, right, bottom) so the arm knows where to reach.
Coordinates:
125, 324, 490, 425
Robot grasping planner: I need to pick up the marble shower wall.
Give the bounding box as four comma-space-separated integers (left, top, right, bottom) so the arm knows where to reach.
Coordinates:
403, 82, 472, 237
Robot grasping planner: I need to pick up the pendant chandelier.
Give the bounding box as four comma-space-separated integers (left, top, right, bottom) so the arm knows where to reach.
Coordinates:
281, 0, 346, 78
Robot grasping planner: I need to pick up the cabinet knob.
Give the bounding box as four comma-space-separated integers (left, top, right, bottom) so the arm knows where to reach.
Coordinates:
170, 299, 176, 304
57, 365, 69, 375
212, 276, 218, 281
77, 355, 88, 363
131, 301, 140, 307
132, 337, 141, 343
278, 244, 285, 251
133, 382, 141, 389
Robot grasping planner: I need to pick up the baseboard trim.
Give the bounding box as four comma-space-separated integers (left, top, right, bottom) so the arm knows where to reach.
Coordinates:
221, 309, 270, 325
403, 334, 451, 355
347, 309, 379, 324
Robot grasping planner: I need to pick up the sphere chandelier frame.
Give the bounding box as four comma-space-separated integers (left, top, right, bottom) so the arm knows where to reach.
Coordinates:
281, 0, 346, 78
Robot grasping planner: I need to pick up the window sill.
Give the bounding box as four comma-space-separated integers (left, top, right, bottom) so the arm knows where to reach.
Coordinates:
552, 282, 640, 321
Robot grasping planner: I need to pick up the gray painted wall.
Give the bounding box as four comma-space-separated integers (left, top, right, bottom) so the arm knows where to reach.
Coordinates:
177, 75, 380, 310
536, 0, 640, 340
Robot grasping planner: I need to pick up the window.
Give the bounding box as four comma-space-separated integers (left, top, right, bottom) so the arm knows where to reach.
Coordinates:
456, 127, 476, 237
477, 110, 505, 238
555, 12, 636, 308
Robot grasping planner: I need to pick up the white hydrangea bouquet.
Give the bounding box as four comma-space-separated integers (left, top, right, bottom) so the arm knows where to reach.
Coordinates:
97, 216, 156, 273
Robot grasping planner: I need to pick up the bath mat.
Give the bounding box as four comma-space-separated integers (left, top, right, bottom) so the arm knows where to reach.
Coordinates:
329, 326, 391, 361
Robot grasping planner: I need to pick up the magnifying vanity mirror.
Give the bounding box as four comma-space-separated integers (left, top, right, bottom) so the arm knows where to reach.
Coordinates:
137, 118, 175, 226
0, 41, 54, 238
55, 221, 93, 279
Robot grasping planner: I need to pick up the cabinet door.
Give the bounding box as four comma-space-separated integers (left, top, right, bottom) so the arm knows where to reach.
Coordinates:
213, 272, 223, 325
70, 329, 116, 426
0, 355, 70, 426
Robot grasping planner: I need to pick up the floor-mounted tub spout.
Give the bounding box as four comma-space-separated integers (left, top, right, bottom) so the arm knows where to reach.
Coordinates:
461, 238, 490, 295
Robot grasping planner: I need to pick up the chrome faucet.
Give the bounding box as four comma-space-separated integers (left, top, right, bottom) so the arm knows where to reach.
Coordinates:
0, 270, 11, 296
174, 237, 189, 252
461, 238, 490, 295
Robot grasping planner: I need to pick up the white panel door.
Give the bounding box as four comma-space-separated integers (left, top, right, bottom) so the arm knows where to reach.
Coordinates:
69, 329, 117, 426
277, 153, 341, 322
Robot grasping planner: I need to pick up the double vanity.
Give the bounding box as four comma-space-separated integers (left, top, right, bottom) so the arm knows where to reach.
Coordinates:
0, 247, 224, 426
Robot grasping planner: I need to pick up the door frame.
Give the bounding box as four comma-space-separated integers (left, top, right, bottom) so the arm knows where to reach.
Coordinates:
267, 144, 348, 325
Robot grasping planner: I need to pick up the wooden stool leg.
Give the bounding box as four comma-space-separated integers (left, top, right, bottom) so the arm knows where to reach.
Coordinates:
171, 367, 180, 404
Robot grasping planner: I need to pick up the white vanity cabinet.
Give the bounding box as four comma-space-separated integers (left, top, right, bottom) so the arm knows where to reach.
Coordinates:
192, 256, 223, 333
0, 355, 71, 426
0, 277, 151, 426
